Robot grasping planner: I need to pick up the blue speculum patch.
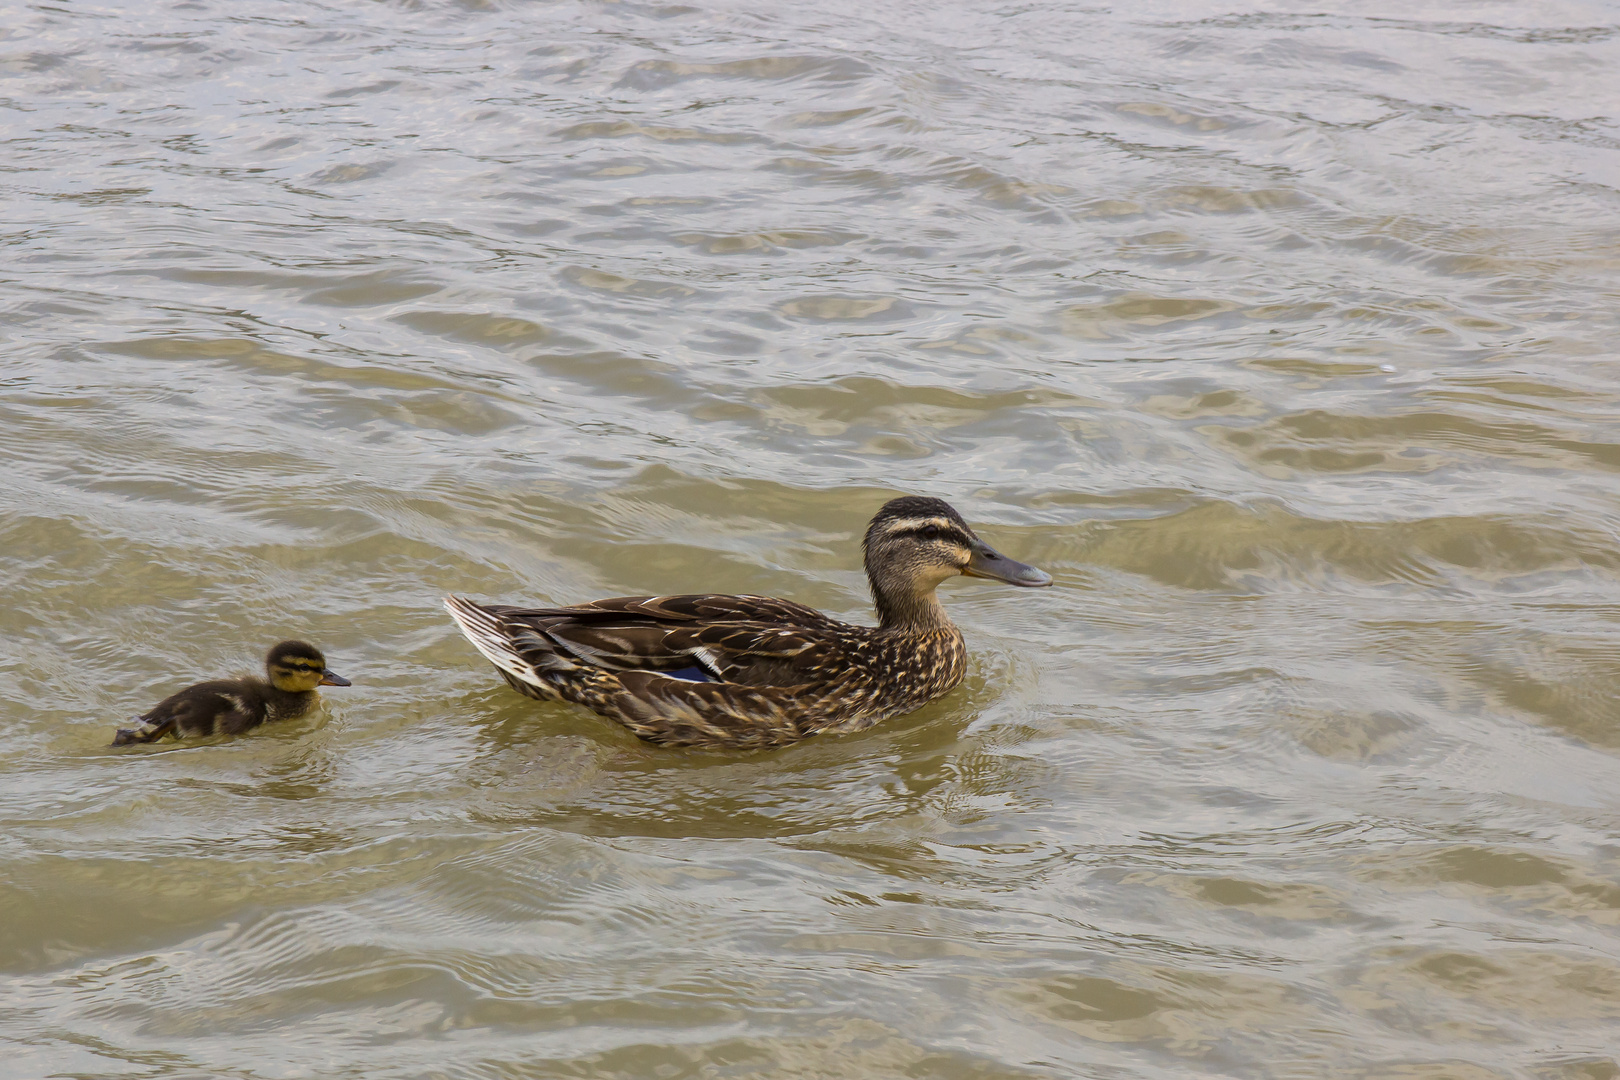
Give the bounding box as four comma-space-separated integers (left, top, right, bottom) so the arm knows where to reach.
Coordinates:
664, 666, 713, 682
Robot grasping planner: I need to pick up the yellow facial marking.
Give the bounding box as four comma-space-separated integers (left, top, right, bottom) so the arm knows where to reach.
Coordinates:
272, 660, 325, 691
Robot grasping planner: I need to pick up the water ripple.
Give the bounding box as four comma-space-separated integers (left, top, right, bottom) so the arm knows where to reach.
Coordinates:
4, 0, 1620, 1076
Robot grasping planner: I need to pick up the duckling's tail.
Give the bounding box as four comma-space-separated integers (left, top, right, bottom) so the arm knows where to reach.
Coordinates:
112, 717, 172, 746
443, 595, 567, 697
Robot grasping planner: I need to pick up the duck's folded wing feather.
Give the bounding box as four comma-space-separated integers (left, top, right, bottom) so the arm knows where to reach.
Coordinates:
478, 594, 844, 683
496, 593, 834, 626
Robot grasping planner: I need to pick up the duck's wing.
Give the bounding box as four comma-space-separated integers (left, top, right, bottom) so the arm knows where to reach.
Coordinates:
112, 681, 254, 744
445, 594, 847, 687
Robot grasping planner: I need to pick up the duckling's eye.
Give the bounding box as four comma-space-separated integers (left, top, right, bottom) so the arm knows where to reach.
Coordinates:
920, 525, 942, 540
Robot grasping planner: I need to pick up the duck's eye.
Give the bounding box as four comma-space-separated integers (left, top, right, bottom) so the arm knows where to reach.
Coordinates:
920, 525, 941, 540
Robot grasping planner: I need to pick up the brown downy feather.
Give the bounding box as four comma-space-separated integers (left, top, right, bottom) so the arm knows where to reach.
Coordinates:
112, 640, 350, 746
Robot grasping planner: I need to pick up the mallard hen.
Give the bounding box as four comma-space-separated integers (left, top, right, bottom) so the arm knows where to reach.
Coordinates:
444, 496, 1050, 749
112, 640, 350, 745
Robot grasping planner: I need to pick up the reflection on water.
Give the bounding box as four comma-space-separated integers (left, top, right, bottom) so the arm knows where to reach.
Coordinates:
3, 0, 1619, 1075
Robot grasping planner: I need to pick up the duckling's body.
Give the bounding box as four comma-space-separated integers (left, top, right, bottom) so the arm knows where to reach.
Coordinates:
445, 497, 1050, 750
112, 640, 350, 746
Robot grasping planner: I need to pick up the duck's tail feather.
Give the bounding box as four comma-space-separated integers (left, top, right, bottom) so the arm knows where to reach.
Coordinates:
112, 717, 173, 746
444, 595, 571, 694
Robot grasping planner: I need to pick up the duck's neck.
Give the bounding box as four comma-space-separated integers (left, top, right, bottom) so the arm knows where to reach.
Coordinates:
261, 681, 316, 720
872, 585, 955, 633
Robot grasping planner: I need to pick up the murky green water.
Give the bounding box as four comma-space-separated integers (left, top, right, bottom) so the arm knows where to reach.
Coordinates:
4, 0, 1619, 1076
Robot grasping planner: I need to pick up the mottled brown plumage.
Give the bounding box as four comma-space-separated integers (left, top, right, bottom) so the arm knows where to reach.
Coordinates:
445, 497, 1051, 749
111, 640, 351, 746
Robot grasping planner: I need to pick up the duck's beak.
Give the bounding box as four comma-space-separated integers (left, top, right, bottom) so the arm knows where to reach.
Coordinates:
963, 538, 1052, 587
319, 669, 352, 687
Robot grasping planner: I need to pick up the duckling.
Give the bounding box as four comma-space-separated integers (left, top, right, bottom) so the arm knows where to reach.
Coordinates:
445, 496, 1051, 750
112, 640, 350, 746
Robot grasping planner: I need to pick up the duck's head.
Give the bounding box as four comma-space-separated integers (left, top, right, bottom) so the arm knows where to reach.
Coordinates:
863, 496, 1051, 626
266, 640, 351, 692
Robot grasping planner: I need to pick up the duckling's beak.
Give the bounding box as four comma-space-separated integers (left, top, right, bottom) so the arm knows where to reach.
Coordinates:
319, 669, 351, 687
963, 538, 1053, 587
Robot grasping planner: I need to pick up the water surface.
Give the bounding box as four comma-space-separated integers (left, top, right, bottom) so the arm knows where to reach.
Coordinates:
3, 0, 1620, 1077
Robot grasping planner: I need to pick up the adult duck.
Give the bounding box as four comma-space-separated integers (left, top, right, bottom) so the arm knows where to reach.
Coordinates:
444, 496, 1050, 749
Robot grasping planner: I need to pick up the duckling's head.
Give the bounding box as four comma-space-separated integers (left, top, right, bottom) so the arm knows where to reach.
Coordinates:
266, 640, 351, 693
863, 496, 1051, 626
